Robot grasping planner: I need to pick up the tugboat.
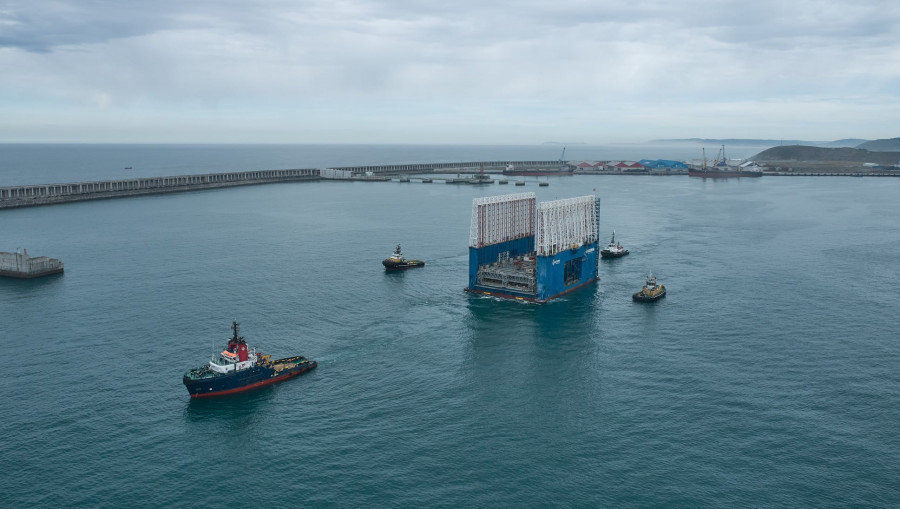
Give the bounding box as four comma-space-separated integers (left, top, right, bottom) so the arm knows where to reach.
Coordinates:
600, 231, 629, 258
382, 244, 425, 270
632, 273, 666, 302
182, 321, 317, 398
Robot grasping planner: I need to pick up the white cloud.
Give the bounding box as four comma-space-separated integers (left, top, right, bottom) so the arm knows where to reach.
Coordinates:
0, 0, 898, 142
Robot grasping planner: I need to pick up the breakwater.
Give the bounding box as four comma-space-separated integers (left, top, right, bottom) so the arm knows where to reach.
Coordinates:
0, 160, 559, 209
0, 169, 318, 209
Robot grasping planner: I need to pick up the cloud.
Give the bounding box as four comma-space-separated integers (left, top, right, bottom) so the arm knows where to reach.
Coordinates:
0, 0, 898, 142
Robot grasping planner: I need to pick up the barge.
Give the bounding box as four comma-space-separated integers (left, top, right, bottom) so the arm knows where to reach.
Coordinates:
0, 250, 64, 278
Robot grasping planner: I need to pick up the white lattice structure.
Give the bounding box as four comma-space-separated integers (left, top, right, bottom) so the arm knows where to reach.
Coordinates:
536, 196, 599, 256
469, 193, 536, 248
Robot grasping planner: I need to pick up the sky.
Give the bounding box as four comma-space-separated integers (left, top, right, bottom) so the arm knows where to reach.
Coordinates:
1, 0, 898, 144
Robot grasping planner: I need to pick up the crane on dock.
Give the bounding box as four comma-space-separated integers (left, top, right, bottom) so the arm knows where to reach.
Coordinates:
558, 147, 566, 167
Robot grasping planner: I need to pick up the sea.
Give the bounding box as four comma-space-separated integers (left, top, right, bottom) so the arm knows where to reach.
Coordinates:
2, 144, 899, 507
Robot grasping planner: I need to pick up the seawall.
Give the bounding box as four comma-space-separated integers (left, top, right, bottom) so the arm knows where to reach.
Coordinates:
0, 160, 560, 209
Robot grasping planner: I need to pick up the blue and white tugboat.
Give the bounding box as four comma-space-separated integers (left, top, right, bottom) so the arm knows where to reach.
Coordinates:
182, 321, 316, 398
600, 231, 629, 258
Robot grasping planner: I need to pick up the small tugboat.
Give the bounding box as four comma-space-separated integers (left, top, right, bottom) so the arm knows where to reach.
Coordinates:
183, 321, 316, 398
632, 273, 666, 302
600, 231, 629, 258
382, 244, 425, 270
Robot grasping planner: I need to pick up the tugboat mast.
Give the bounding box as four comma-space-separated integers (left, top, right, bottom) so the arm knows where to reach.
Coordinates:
231, 320, 244, 343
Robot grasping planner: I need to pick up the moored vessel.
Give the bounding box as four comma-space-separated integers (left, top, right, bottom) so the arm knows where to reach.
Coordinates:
382, 244, 425, 270
632, 273, 666, 302
688, 145, 763, 178
600, 231, 629, 258
0, 249, 64, 278
503, 167, 574, 177
182, 321, 316, 398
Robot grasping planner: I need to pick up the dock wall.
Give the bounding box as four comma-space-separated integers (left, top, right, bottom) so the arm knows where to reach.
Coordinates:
336, 160, 561, 175
535, 242, 599, 302
0, 160, 561, 210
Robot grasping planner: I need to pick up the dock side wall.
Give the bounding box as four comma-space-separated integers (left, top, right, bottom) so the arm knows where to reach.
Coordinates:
535, 241, 599, 301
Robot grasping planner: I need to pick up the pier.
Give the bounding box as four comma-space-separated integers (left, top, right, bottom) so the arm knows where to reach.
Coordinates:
0, 160, 560, 209
764, 171, 900, 177
0, 169, 319, 209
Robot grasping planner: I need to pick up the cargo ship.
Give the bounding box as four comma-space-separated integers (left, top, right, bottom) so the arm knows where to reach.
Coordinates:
688, 167, 763, 178
382, 244, 425, 270
688, 146, 762, 178
502, 163, 573, 176
182, 321, 316, 398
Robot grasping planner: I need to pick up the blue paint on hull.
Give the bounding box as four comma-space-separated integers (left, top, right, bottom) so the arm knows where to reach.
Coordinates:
466, 239, 599, 303
535, 242, 599, 301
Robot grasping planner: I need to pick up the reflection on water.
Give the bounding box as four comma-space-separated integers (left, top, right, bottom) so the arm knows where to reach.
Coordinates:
0, 271, 65, 293
183, 386, 277, 424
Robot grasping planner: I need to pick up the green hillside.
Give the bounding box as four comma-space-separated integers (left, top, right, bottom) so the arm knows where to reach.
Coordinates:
855, 137, 900, 151
752, 145, 900, 165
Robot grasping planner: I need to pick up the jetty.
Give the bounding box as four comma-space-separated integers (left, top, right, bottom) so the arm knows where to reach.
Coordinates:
0, 160, 561, 209
0, 251, 64, 278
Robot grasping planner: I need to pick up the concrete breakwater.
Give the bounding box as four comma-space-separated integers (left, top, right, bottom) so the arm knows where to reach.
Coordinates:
0, 160, 559, 209
0, 169, 319, 209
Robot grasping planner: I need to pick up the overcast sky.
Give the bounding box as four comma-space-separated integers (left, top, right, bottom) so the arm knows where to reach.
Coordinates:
1, 0, 898, 144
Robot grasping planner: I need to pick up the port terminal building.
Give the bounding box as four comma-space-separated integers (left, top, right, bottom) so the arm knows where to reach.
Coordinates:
466, 192, 600, 303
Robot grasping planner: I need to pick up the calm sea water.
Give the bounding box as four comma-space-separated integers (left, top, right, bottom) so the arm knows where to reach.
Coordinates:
2, 145, 899, 507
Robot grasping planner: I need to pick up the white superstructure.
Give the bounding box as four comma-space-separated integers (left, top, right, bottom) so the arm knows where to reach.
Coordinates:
469, 192, 536, 248
536, 196, 599, 256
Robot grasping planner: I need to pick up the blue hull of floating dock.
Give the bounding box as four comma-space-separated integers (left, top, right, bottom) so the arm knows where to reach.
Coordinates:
535, 242, 599, 302
466, 240, 599, 303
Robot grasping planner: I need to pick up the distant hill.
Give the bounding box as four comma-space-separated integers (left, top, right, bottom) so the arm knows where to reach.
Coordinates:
654, 138, 810, 146
823, 139, 869, 148
855, 137, 900, 151
752, 145, 900, 164
655, 138, 870, 148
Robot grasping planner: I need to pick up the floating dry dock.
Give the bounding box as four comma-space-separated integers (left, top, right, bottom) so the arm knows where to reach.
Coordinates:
0, 251, 64, 278
466, 193, 600, 303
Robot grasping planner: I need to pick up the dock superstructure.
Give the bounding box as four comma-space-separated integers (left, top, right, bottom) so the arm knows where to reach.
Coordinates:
466, 193, 600, 302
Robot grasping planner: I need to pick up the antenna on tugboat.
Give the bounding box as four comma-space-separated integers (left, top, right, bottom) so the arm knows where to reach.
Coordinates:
231, 320, 241, 342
